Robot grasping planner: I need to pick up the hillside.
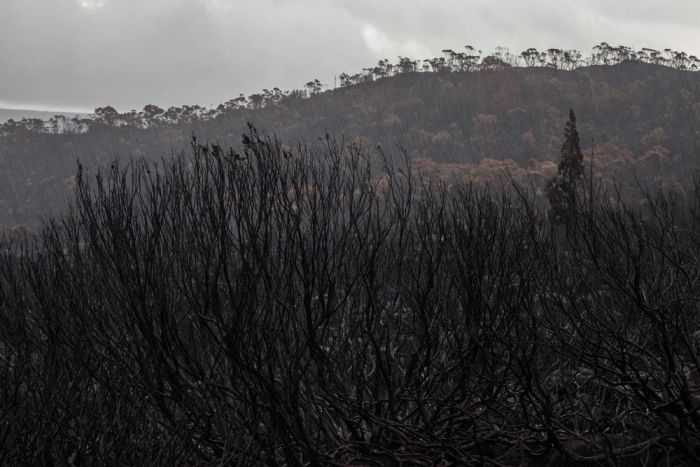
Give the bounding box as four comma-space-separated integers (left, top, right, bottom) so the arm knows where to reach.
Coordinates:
4, 41, 700, 464
4, 125, 700, 464
1, 108, 57, 123
0, 61, 699, 223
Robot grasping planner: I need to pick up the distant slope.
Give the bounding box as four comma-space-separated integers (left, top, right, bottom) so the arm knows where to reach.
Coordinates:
0, 61, 699, 224
0, 108, 85, 123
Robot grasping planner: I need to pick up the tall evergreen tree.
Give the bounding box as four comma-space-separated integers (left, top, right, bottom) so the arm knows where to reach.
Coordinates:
559, 109, 584, 186
546, 109, 584, 223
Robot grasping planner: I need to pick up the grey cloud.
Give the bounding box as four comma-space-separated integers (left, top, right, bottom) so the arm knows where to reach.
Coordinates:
1, 0, 370, 110
1, 0, 698, 112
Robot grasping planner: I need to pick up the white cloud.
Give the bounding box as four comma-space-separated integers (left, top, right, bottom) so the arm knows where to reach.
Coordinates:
77, 0, 106, 11
361, 23, 431, 59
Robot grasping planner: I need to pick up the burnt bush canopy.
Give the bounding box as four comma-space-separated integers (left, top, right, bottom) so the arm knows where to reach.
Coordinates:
1, 123, 700, 465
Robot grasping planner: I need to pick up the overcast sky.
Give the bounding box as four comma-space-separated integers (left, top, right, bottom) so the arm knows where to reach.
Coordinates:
2, 0, 699, 113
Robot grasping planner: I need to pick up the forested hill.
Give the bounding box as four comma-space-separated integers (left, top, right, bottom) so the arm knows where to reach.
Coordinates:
1, 60, 700, 224
0, 108, 83, 124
